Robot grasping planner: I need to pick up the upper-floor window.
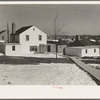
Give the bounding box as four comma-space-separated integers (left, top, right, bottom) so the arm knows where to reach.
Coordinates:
85, 49, 87, 53
94, 49, 96, 53
26, 35, 29, 41
39, 35, 42, 41
33, 28, 35, 31
2, 36, 4, 40
12, 46, 15, 51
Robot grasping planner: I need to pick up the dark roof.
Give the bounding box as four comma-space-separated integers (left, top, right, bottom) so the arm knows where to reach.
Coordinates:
47, 40, 66, 45
57, 40, 67, 45
0, 30, 6, 34
14, 25, 33, 35
68, 39, 97, 47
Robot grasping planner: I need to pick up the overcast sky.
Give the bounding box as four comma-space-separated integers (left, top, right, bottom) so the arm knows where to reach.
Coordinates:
0, 4, 100, 35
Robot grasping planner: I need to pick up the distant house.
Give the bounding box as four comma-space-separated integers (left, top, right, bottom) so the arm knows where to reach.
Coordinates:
64, 46, 100, 57
0, 30, 7, 42
64, 35, 100, 57
67, 35, 97, 47
0, 23, 47, 56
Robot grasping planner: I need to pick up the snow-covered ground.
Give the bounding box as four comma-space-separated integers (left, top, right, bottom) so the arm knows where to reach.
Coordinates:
15, 53, 66, 58
0, 53, 66, 58
0, 63, 96, 85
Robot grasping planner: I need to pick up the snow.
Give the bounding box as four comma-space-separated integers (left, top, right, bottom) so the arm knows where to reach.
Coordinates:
10, 53, 66, 58
90, 39, 96, 42
0, 63, 96, 85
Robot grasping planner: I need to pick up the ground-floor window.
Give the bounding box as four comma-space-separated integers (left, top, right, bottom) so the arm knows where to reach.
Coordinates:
47, 45, 51, 52
30, 46, 37, 52
85, 49, 87, 53
94, 49, 96, 53
12, 46, 15, 51
2, 36, 4, 40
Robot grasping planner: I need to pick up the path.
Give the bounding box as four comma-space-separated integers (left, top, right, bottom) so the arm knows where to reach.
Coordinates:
69, 56, 100, 83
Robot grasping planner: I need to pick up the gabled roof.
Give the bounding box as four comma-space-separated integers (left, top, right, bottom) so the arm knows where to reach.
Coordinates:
0, 30, 6, 34
14, 25, 33, 35
80, 39, 97, 46
68, 38, 97, 47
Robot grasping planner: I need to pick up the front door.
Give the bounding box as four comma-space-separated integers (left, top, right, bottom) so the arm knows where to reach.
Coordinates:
47, 45, 51, 52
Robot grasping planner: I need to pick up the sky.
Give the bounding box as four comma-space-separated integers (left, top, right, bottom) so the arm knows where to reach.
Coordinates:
1, 4, 100, 35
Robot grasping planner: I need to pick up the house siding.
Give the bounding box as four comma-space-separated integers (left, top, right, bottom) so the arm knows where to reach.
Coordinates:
19, 26, 47, 54
5, 44, 22, 56
82, 48, 99, 57
65, 47, 82, 57
64, 46, 100, 57
0, 43, 5, 54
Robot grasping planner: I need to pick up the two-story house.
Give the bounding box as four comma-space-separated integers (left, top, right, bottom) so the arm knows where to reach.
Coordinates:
0, 24, 47, 56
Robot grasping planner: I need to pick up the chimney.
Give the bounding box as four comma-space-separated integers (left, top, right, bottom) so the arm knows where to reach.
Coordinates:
12, 22, 16, 34
75, 35, 79, 41
12, 22, 16, 42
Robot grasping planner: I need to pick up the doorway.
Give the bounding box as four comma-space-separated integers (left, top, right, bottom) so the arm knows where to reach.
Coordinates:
47, 45, 51, 52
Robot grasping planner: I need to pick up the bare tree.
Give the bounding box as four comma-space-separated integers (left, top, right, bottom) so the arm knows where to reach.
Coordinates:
53, 13, 64, 59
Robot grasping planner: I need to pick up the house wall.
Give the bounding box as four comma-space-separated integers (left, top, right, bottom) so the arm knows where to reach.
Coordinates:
10, 35, 19, 43
0, 32, 7, 42
38, 44, 47, 53
58, 45, 66, 53
0, 43, 5, 54
81, 47, 99, 57
64, 47, 82, 57
19, 26, 47, 54
15, 35, 19, 43
5, 44, 22, 56
47, 44, 56, 53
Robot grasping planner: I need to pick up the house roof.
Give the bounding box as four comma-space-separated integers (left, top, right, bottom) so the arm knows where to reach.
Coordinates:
47, 40, 67, 45
67, 45, 99, 49
0, 30, 6, 34
14, 25, 33, 35
0, 42, 21, 45
68, 38, 97, 47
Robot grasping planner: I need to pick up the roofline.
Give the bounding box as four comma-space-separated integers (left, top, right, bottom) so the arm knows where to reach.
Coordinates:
67, 45, 100, 49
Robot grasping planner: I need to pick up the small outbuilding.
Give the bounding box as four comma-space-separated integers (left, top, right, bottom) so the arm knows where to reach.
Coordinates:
47, 39, 67, 53
64, 46, 100, 57
64, 35, 100, 57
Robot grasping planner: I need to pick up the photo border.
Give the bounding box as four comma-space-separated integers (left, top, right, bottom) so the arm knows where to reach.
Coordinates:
0, 1, 100, 99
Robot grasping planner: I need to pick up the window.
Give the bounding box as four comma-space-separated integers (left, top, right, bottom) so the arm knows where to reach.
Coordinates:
85, 49, 87, 53
26, 35, 29, 41
94, 49, 96, 53
33, 28, 35, 31
30, 46, 37, 52
2, 36, 4, 40
39, 35, 42, 41
12, 46, 15, 51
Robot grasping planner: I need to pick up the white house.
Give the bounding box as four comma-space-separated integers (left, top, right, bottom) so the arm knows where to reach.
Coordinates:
64, 46, 100, 57
0, 24, 47, 56
64, 35, 100, 57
